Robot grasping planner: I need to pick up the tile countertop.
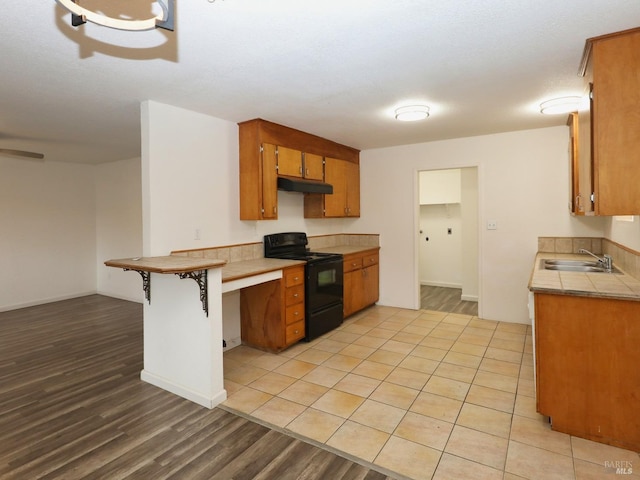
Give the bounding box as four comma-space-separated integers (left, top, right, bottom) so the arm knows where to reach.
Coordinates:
219, 245, 378, 283
105, 256, 226, 273
221, 258, 305, 283
528, 252, 640, 301
313, 245, 380, 256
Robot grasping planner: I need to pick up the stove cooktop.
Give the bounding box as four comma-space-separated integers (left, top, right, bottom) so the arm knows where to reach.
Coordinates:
274, 251, 341, 262
263, 232, 342, 264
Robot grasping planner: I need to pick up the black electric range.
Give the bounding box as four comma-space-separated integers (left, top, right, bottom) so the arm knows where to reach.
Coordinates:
264, 232, 344, 341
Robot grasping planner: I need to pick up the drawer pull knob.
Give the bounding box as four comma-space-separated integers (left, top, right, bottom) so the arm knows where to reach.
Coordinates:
295, 311, 299, 315
295, 330, 299, 334
293, 293, 298, 298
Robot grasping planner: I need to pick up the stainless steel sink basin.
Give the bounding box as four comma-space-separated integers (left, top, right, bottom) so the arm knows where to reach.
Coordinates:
540, 258, 619, 273
543, 259, 600, 267
544, 264, 607, 272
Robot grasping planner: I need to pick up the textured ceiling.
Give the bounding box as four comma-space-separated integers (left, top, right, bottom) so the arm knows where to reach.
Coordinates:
2, 1, 640, 164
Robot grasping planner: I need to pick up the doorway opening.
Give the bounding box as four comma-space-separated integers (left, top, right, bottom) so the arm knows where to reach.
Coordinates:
418, 167, 479, 316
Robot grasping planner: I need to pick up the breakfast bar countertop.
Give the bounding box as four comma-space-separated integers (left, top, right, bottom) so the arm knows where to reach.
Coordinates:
528, 252, 640, 301
104, 256, 226, 273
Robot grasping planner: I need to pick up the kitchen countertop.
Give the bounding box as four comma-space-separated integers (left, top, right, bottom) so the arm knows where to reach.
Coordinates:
105, 256, 226, 273
314, 245, 380, 256
528, 252, 640, 301
221, 258, 305, 283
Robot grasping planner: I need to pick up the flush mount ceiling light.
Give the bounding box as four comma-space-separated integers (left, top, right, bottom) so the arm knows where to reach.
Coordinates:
539, 96, 581, 115
54, 0, 175, 31
394, 105, 430, 122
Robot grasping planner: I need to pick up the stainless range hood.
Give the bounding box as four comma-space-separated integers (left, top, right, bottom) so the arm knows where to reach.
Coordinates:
277, 176, 333, 194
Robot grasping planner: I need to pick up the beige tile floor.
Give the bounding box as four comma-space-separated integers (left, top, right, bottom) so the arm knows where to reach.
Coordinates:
222, 305, 639, 480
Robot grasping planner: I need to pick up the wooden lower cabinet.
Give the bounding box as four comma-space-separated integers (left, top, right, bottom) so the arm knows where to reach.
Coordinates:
534, 292, 640, 451
240, 265, 305, 352
343, 248, 379, 318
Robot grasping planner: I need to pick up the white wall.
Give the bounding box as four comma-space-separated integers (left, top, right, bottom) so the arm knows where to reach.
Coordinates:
141, 101, 355, 256
419, 203, 462, 287
358, 126, 607, 324
605, 216, 640, 251
96, 157, 143, 302
460, 168, 479, 301
0, 158, 97, 311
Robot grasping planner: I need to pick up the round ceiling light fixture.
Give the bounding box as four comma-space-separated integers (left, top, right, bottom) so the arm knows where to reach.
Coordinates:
539, 96, 581, 115
54, 0, 175, 31
395, 104, 430, 121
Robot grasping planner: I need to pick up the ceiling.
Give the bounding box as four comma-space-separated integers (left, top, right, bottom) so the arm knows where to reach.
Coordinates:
2, 1, 640, 165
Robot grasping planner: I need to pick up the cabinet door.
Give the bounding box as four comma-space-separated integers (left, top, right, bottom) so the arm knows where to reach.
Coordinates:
576, 83, 594, 214
324, 157, 347, 217
343, 268, 363, 318
277, 146, 303, 177
535, 293, 640, 450
240, 279, 283, 350
591, 30, 640, 215
345, 161, 360, 217
363, 263, 379, 307
261, 144, 278, 219
303, 153, 324, 180
567, 113, 581, 215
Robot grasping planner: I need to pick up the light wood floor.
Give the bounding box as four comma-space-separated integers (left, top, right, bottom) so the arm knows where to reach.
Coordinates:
420, 285, 478, 316
0, 295, 394, 480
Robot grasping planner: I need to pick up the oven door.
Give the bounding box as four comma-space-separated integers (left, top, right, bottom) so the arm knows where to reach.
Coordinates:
305, 259, 344, 313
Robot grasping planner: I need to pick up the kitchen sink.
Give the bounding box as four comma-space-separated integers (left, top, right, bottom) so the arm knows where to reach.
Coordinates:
540, 258, 619, 273
543, 259, 600, 267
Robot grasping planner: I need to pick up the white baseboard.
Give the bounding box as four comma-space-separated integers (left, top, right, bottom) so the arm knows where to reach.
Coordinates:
461, 294, 478, 302
0, 291, 97, 312
97, 291, 144, 304
141, 370, 227, 409
223, 336, 242, 352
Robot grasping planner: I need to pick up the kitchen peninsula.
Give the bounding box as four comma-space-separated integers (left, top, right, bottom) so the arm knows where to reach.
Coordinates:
105, 255, 228, 409
106, 233, 380, 409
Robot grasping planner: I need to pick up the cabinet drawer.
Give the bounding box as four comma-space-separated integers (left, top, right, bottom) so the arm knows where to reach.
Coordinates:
285, 284, 304, 306
362, 253, 379, 267
286, 321, 305, 344
343, 255, 363, 273
285, 304, 305, 325
284, 268, 304, 288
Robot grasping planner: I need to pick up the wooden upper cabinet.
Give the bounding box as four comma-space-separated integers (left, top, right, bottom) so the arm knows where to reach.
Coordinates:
261, 144, 278, 219
567, 112, 587, 215
239, 126, 278, 220
305, 157, 360, 218
345, 160, 360, 217
277, 147, 325, 180
323, 157, 348, 217
276, 146, 303, 177
239, 119, 360, 220
578, 27, 640, 215
303, 153, 324, 180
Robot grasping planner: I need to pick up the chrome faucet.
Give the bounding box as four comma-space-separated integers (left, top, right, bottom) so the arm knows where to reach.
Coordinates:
579, 248, 613, 272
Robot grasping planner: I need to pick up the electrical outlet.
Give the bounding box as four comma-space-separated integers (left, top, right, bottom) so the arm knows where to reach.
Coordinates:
487, 220, 497, 230
194, 228, 201, 240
